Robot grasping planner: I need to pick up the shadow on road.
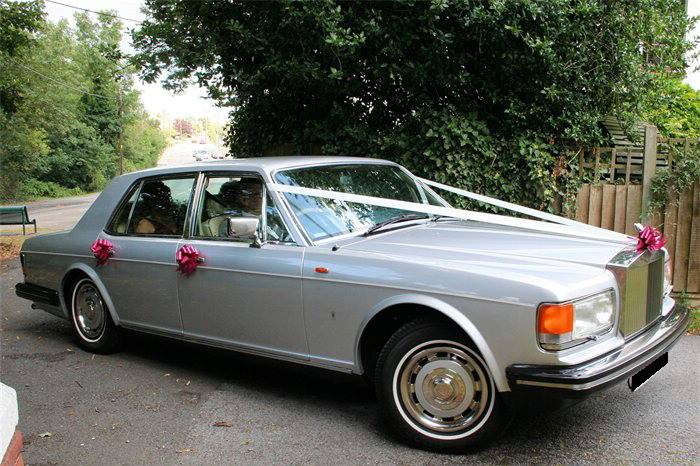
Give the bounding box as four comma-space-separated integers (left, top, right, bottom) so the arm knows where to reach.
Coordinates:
95, 326, 591, 451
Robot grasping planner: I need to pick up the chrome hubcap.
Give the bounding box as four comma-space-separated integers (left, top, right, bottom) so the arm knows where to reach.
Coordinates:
399, 344, 489, 433
73, 283, 105, 340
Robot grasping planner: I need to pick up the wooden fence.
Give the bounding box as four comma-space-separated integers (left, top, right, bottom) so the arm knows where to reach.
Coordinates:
574, 128, 699, 301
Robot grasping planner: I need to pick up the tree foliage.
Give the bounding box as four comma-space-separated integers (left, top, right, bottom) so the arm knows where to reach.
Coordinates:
642, 78, 700, 139
0, 1, 167, 200
134, 0, 694, 210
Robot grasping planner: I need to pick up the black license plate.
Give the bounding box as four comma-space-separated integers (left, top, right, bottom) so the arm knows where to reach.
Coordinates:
628, 352, 668, 392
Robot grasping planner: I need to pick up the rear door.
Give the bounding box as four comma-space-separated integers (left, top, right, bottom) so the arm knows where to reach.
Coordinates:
98, 174, 197, 335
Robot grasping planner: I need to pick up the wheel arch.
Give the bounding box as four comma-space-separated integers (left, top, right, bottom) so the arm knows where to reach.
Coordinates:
60, 263, 120, 326
355, 294, 506, 391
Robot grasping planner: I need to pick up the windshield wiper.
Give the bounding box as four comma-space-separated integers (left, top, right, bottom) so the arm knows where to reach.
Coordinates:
430, 214, 459, 222
363, 213, 428, 237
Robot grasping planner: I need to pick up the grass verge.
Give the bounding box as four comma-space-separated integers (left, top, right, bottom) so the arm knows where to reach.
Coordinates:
688, 308, 700, 336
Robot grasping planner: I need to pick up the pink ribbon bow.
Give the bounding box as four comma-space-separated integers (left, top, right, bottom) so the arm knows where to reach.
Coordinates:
176, 245, 203, 276
90, 239, 114, 266
636, 225, 666, 253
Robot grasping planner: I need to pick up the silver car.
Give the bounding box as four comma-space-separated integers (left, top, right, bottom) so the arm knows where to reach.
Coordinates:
15, 157, 689, 451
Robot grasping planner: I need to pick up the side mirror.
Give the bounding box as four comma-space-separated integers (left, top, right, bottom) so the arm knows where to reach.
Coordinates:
226, 217, 261, 245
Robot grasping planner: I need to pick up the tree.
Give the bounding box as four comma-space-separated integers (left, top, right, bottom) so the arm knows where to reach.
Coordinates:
1, 1, 167, 200
173, 118, 193, 137
133, 0, 694, 210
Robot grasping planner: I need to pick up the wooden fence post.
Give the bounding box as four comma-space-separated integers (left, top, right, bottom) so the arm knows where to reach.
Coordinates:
641, 124, 658, 222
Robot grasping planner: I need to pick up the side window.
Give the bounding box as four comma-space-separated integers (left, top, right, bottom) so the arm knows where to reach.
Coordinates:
195, 175, 293, 243
126, 176, 196, 236
195, 175, 263, 241
264, 191, 294, 243
107, 184, 139, 234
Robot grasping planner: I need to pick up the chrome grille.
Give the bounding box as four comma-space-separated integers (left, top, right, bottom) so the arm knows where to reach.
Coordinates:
607, 250, 664, 339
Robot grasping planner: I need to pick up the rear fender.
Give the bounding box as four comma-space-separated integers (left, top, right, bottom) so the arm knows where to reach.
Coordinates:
60, 263, 121, 326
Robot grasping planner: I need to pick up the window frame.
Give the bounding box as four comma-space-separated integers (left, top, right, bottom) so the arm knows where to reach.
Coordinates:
187, 171, 297, 246
103, 172, 199, 239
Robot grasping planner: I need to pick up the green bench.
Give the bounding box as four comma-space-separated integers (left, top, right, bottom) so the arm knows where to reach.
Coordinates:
0, 206, 37, 235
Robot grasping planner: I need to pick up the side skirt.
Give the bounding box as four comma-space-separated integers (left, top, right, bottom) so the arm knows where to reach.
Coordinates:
118, 320, 355, 374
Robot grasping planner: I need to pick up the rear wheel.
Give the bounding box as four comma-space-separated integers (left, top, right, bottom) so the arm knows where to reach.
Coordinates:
375, 320, 509, 452
70, 278, 121, 353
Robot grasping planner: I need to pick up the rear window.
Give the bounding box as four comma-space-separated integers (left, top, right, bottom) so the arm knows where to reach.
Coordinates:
107, 184, 139, 234
106, 176, 196, 237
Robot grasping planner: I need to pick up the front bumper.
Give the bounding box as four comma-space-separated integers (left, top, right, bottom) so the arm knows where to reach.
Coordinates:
506, 303, 689, 396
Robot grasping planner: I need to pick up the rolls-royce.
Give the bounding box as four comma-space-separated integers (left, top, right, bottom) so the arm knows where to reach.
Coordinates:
16, 157, 689, 451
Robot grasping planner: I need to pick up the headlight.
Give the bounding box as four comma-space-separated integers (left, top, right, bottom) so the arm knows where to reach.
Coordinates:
538, 290, 615, 350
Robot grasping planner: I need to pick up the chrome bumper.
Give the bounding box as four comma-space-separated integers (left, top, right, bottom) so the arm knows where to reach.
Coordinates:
506, 304, 689, 394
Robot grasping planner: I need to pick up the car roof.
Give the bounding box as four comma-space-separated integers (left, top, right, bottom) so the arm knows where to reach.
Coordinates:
120, 156, 398, 180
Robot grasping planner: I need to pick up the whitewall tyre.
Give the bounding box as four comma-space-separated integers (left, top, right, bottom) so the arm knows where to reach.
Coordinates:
375, 320, 510, 452
70, 278, 121, 353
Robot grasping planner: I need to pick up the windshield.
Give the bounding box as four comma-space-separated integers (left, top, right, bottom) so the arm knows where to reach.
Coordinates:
274, 163, 444, 241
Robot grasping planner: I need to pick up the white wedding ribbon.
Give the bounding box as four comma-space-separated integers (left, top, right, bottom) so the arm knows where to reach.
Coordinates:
268, 181, 634, 244
418, 178, 589, 228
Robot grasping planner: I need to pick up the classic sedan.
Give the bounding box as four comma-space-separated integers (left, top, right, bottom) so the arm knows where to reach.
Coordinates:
15, 157, 689, 452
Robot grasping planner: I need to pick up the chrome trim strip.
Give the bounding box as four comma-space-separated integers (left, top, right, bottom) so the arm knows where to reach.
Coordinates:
303, 275, 534, 307
23, 251, 93, 259
194, 265, 299, 280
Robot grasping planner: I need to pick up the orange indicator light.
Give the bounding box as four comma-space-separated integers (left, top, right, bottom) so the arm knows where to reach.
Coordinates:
538, 303, 574, 335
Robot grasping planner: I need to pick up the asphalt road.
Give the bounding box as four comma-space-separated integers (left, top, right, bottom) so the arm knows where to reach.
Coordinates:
0, 194, 99, 234
1, 257, 698, 465
157, 141, 226, 167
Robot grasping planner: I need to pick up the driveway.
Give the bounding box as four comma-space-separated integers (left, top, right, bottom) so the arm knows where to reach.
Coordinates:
1, 258, 697, 465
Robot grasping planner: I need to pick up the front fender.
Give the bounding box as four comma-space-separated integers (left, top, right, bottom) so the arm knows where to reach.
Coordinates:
60, 263, 121, 326
354, 293, 507, 392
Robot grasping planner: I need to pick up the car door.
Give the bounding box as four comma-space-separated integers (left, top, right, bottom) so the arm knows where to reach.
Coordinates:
177, 172, 307, 359
99, 174, 197, 335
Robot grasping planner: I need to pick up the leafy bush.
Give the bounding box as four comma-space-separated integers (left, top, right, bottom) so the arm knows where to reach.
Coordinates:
642, 79, 700, 138
649, 143, 700, 214
17, 179, 83, 200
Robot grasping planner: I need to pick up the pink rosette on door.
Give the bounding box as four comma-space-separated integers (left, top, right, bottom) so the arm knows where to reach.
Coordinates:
176, 244, 203, 276
636, 225, 665, 253
90, 238, 114, 266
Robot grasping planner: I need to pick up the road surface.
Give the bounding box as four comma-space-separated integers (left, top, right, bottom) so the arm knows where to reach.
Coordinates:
157, 141, 226, 166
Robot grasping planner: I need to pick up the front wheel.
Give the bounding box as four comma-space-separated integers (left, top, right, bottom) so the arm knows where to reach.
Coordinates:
70, 278, 121, 353
375, 320, 510, 452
